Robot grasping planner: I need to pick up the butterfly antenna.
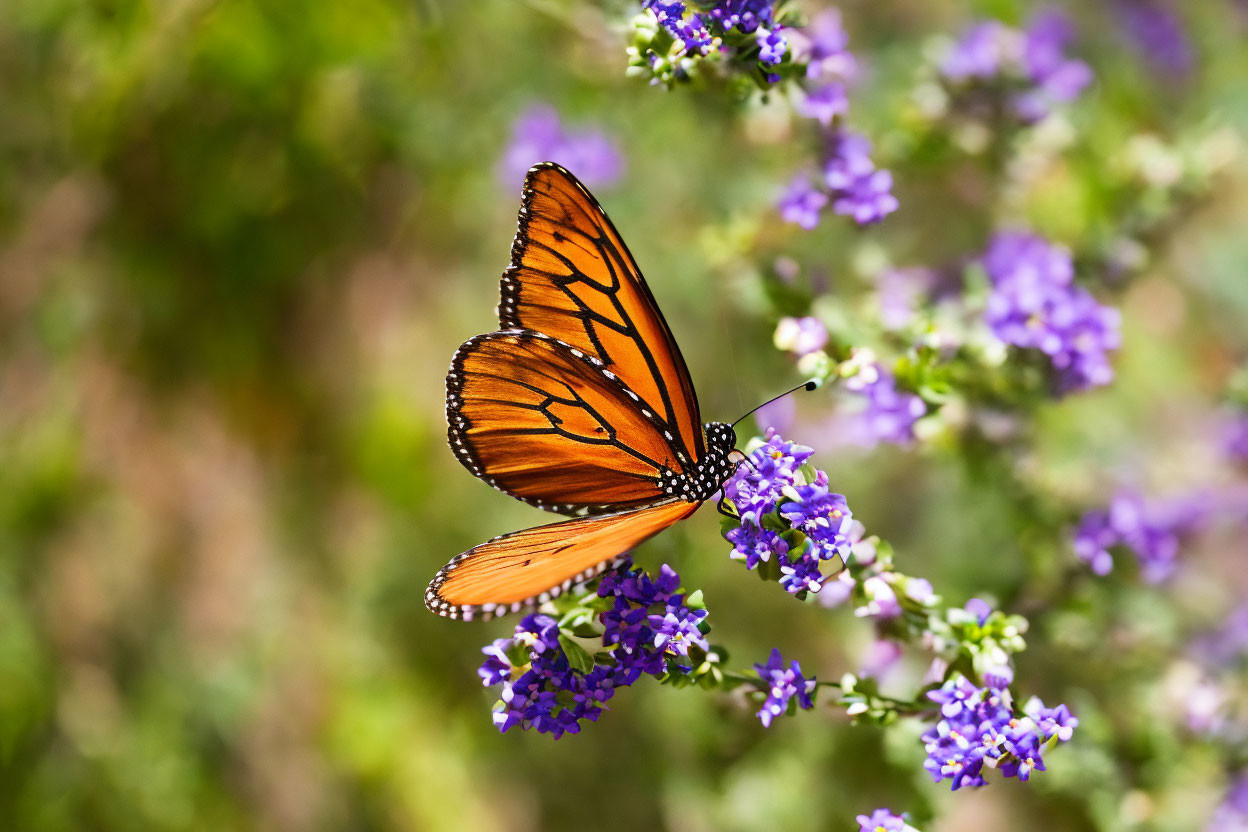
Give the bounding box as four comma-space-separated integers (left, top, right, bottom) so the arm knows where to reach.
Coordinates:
731, 379, 821, 429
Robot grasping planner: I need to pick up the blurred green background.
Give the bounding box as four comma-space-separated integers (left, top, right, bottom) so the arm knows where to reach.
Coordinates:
2, 1, 1247, 830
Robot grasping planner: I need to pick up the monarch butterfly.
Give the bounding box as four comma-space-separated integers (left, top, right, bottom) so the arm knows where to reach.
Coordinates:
426, 163, 806, 621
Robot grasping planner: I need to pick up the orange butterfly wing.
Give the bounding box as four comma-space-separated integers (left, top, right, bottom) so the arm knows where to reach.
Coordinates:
500, 163, 705, 469
447, 329, 685, 514
425, 500, 700, 620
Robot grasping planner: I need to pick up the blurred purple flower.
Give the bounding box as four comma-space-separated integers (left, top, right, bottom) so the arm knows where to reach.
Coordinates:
860, 640, 904, 679
856, 809, 907, 832
1113, 0, 1193, 77
1224, 411, 1248, 463
1209, 776, 1248, 829
774, 315, 829, 356
877, 267, 936, 330
499, 105, 623, 189
801, 9, 858, 82
778, 176, 829, 229
754, 648, 817, 726
780, 130, 898, 229
753, 394, 797, 436
982, 232, 1121, 394
844, 366, 926, 446
941, 22, 1010, 81
857, 575, 901, 619
1072, 490, 1211, 582
1019, 10, 1093, 116
1190, 603, 1248, 669
823, 130, 899, 225
798, 82, 850, 125
940, 11, 1090, 123
965, 597, 993, 625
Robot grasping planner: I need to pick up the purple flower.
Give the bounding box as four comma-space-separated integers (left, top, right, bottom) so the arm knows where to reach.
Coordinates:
982, 232, 1121, 394
800, 9, 857, 82
844, 366, 926, 446
921, 675, 1076, 790
650, 606, 709, 657
876, 267, 937, 330
941, 22, 1010, 81
645, 1, 789, 73
754, 648, 817, 727
778, 176, 829, 229
965, 598, 993, 625
645, 2, 714, 55
857, 575, 901, 619
774, 315, 829, 356
860, 640, 904, 679
1209, 776, 1248, 829
823, 130, 898, 225
856, 809, 907, 832
723, 430, 855, 597
1021, 11, 1092, 98
797, 82, 849, 125
1191, 603, 1248, 669
1073, 490, 1211, 583
1224, 411, 1248, 463
781, 130, 897, 229
940, 12, 1090, 124
1113, 0, 1193, 76
600, 562, 706, 681
478, 614, 620, 738
499, 105, 623, 189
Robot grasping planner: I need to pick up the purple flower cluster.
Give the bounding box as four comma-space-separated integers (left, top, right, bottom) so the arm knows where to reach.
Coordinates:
722, 429, 855, 595
479, 614, 621, 738
643, 1, 788, 74
599, 563, 708, 681
844, 365, 927, 446
921, 675, 1077, 790
779, 130, 899, 229
940, 10, 1092, 123
982, 232, 1121, 393
1072, 490, 1210, 583
478, 562, 707, 737
499, 105, 623, 189
754, 648, 817, 726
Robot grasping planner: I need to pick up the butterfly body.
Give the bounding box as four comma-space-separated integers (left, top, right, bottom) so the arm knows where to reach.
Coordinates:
427, 162, 736, 621
656, 421, 737, 502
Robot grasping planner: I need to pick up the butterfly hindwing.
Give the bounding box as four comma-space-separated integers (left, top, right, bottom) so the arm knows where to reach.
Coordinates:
447, 329, 687, 515
425, 500, 700, 620
501, 163, 705, 466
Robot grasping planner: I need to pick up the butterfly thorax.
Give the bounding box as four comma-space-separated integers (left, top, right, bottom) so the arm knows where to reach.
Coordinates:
656, 421, 738, 503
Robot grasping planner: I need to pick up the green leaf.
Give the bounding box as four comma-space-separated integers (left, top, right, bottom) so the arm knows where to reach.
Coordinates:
558, 635, 595, 675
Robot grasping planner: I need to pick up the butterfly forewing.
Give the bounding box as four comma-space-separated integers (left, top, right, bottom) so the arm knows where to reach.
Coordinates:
447, 329, 684, 514
501, 163, 705, 464
426, 500, 700, 620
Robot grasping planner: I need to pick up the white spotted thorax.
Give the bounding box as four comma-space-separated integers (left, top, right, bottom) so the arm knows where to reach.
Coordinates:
657, 421, 738, 502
